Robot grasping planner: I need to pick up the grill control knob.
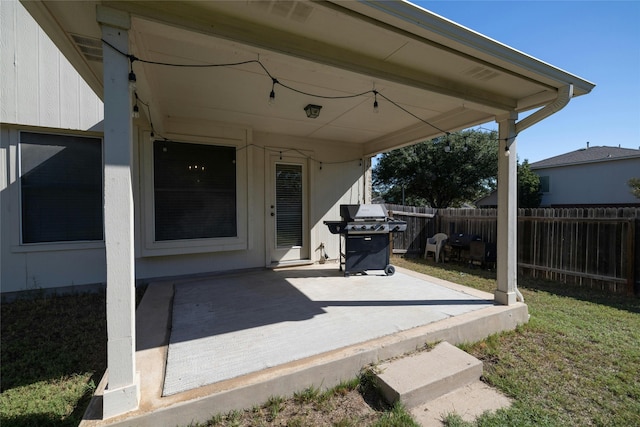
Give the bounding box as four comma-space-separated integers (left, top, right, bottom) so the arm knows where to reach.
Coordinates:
360, 225, 367, 230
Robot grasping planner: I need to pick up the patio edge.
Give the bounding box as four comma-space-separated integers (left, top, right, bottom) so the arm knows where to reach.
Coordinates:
81, 270, 528, 426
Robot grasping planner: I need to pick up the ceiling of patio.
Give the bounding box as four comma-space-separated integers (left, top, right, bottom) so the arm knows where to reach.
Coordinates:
27, 0, 594, 155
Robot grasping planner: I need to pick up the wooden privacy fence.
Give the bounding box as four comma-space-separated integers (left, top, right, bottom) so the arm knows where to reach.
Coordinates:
387, 205, 640, 296
387, 204, 437, 255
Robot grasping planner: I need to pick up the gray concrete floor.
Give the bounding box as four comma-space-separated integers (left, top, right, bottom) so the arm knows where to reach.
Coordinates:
81, 263, 529, 427
164, 264, 494, 395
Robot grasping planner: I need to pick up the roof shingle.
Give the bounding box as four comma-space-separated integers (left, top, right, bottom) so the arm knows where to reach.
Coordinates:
530, 146, 640, 169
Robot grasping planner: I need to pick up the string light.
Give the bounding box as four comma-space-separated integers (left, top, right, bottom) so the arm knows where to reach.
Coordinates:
100, 38, 446, 134
269, 78, 277, 105
128, 59, 137, 91
103, 40, 519, 164
373, 90, 379, 113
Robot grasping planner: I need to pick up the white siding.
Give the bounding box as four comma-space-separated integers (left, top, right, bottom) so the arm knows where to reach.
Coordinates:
0, 0, 103, 130
536, 158, 640, 206
0, 126, 107, 293
0, 1, 368, 293
1, 121, 367, 293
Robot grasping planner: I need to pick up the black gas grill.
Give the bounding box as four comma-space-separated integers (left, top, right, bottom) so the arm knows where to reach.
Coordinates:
324, 204, 407, 276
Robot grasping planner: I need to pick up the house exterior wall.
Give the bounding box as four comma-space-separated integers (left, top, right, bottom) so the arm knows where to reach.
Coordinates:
534, 157, 640, 207
0, 0, 368, 294
0, 0, 103, 130
1, 120, 366, 293
1, 0, 105, 294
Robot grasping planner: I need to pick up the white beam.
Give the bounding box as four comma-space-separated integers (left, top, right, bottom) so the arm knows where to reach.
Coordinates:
495, 112, 519, 305
99, 12, 139, 418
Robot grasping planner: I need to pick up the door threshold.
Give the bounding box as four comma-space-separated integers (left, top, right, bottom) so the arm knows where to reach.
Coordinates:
269, 259, 315, 269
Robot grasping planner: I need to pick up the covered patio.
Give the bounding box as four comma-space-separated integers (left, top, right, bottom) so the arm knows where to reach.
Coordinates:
20, 0, 593, 422
81, 264, 527, 426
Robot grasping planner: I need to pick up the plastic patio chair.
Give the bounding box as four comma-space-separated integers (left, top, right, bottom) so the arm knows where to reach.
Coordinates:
424, 233, 448, 263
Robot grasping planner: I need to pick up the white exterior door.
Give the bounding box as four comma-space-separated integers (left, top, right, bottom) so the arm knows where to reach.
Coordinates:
268, 154, 309, 264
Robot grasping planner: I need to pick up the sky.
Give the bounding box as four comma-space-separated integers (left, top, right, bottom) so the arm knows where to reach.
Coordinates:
411, 0, 640, 163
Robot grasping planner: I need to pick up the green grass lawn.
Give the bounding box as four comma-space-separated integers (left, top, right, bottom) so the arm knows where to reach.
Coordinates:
1, 292, 106, 427
393, 257, 640, 426
1, 259, 639, 426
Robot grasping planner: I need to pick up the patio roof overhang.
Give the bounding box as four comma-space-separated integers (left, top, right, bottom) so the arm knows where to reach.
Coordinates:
21, 0, 594, 155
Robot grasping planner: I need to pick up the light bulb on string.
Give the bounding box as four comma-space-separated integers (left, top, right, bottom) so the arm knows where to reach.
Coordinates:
132, 92, 140, 118
128, 59, 137, 91
269, 78, 278, 105
373, 90, 379, 113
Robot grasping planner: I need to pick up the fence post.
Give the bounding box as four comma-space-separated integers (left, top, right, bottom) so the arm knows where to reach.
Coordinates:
632, 218, 640, 296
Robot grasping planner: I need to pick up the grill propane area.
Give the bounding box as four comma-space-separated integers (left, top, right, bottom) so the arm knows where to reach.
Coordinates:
324, 204, 407, 277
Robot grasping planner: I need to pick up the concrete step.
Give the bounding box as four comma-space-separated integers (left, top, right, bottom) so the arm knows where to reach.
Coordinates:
374, 341, 483, 409
409, 380, 512, 426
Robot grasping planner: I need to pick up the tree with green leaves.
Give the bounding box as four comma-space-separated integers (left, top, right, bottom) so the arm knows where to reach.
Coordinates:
518, 159, 542, 208
628, 178, 640, 199
373, 130, 498, 208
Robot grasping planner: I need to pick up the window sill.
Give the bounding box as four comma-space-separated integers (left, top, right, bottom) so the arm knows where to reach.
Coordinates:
141, 238, 247, 257
12, 241, 105, 253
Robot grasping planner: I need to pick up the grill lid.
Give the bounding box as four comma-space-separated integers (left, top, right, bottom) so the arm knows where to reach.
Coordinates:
340, 204, 388, 221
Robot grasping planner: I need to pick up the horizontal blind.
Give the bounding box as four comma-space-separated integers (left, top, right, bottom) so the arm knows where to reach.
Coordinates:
20, 132, 103, 243
154, 141, 236, 241
276, 163, 303, 248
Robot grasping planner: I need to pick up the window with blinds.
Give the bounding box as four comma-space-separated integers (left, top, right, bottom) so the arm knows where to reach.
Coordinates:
275, 163, 303, 248
153, 140, 237, 241
20, 132, 103, 244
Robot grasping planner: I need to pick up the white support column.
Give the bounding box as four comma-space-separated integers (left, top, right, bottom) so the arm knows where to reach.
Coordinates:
495, 112, 519, 305
99, 8, 139, 418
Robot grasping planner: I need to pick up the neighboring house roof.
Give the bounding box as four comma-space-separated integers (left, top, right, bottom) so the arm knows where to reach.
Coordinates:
475, 190, 498, 207
530, 146, 640, 169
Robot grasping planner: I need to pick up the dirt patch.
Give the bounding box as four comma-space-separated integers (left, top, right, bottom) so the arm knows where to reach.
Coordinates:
198, 378, 398, 427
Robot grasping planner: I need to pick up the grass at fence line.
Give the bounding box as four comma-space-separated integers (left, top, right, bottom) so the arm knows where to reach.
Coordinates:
394, 256, 640, 427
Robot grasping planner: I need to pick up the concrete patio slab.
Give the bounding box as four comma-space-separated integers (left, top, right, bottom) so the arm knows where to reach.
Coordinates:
164, 266, 493, 395
80, 263, 528, 427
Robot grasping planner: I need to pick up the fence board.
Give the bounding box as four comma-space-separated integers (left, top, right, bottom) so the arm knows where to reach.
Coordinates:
387, 205, 639, 295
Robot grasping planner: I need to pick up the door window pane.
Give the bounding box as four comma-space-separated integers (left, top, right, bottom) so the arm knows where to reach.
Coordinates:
276, 163, 303, 248
20, 132, 103, 243
153, 141, 236, 241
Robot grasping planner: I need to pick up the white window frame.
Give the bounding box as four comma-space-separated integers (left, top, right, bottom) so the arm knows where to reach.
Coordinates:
140, 131, 249, 256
